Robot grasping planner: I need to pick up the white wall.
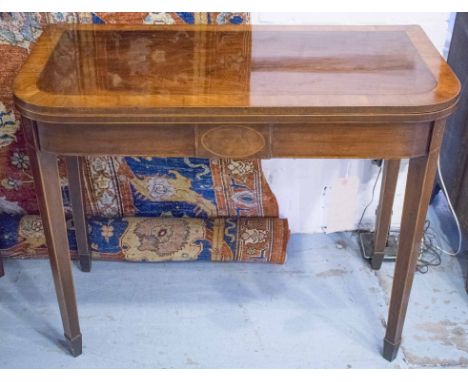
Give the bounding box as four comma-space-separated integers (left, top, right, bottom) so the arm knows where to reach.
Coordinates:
254, 12, 453, 233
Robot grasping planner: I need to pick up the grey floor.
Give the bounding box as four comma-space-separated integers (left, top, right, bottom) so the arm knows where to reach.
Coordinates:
0, 200, 467, 368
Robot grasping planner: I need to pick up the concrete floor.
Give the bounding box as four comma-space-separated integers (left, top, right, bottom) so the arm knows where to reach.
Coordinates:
0, 204, 467, 368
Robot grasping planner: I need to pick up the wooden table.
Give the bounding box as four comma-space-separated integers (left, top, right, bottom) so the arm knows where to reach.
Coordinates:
12, 24, 460, 361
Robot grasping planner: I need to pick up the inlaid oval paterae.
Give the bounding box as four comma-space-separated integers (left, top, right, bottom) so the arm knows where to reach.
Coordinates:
200, 126, 266, 158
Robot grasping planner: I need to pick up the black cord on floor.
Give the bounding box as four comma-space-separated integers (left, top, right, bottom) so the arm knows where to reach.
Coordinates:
355, 162, 459, 274
416, 220, 443, 273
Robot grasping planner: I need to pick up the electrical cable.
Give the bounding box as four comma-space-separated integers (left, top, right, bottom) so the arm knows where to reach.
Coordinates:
357, 156, 463, 273
417, 220, 442, 273
412, 155, 463, 272
357, 164, 382, 230
430, 155, 463, 256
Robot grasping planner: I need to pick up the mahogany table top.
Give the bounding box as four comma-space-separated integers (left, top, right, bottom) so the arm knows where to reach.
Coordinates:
13, 24, 460, 124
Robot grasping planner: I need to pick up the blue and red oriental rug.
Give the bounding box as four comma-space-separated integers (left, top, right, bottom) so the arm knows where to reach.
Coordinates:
0, 13, 289, 265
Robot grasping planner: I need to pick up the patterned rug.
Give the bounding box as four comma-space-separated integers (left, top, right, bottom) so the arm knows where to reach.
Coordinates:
0, 12, 289, 264
82, 157, 278, 219
0, 215, 289, 264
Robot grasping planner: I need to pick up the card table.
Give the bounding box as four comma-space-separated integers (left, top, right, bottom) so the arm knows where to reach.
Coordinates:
12, 24, 460, 361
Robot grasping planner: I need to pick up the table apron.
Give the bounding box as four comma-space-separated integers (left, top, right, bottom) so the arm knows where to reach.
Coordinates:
35, 122, 433, 159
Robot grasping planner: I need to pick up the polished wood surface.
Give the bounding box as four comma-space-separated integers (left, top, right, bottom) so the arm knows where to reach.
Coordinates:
36, 122, 432, 158
14, 24, 461, 361
14, 24, 459, 124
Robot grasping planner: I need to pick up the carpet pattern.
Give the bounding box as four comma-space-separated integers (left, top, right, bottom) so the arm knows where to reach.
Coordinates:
0, 12, 289, 264
0, 215, 289, 263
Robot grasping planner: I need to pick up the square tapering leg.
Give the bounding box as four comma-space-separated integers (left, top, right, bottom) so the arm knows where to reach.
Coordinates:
66, 157, 91, 272
25, 120, 82, 356
383, 121, 445, 361
371, 159, 400, 270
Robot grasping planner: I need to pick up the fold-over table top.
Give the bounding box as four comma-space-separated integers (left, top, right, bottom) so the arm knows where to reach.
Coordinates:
14, 24, 460, 123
